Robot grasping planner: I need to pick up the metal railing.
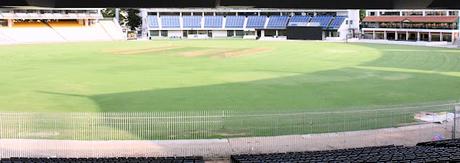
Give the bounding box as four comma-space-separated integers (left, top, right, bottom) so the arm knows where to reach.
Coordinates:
0, 101, 459, 158
0, 102, 458, 140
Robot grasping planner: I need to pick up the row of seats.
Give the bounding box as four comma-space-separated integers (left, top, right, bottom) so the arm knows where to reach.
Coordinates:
148, 15, 346, 29
1, 139, 459, 163
0, 156, 204, 163
232, 139, 460, 163
417, 139, 460, 148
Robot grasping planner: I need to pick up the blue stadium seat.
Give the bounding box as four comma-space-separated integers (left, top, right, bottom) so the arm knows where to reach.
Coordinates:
246, 16, 267, 29
310, 16, 334, 29
289, 15, 311, 23
329, 16, 346, 29
266, 16, 289, 29
204, 16, 223, 28
147, 16, 159, 28
183, 16, 202, 28
161, 16, 180, 28
225, 16, 245, 28
288, 15, 311, 26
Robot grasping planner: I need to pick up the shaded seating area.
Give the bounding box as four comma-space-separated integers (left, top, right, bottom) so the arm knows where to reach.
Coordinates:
232, 139, 460, 163
288, 15, 311, 26
0, 156, 204, 163
46, 20, 82, 27
12, 21, 47, 27
310, 16, 334, 29
266, 16, 289, 29
417, 139, 460, 148
362, 16, 459, 29
246, 16, 267, 29
329, 16, 346, 29
147, 16, 159, 28
204, 16, 223, 28
225, 16, 245, 28
161, 16, 181, 28
182, 16, 202, 28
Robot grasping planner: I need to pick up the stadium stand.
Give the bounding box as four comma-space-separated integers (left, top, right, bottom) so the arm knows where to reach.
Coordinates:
417, 139, 460, 148
224, 16, 245, 28
49, 23, 112, 41
361, 9, 459, 42
204, 16, 223, 28
231, 139, 460, 163
329, 16, 346, 29
99, 20, 126, 40
266, 16, 289, 29
246, 16, 267, 29
46, 20, 82, 27
1, 24, 65, 42
310, 15, 334, 29
143, 9, 359, 39
288, 15, 311, 26
12, 21, 48, 27
160, 16, 181, 28
0, 9, 125, 43
147, 16, 159, 28
183, 16, 202, 28
0, 156, 205, 163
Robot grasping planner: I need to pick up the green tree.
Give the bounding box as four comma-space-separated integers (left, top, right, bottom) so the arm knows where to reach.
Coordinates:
101, 8, 116, 18
126, 9, 141, 31
359, 9, 366, 21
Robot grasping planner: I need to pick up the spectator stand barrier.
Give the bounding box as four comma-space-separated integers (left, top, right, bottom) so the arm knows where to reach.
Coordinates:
0, 101, 459, 158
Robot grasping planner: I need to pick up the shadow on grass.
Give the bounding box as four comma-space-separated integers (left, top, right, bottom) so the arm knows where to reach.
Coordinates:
86, 66, 460, 139
34, 43, 460, 140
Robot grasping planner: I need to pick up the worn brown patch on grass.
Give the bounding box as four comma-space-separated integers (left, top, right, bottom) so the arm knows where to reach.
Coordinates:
109, 46, 180, 55
179, 49, 222, 57
214, 47, 273, 58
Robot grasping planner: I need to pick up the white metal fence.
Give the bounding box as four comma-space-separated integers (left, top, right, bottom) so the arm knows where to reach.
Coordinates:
0, 102, 459, 158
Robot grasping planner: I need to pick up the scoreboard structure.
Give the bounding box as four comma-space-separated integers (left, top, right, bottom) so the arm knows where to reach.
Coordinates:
287, 22, 323, 40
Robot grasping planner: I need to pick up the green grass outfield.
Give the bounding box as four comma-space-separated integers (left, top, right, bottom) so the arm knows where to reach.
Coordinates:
0, 40, 460, 112
1, 40, 460, 139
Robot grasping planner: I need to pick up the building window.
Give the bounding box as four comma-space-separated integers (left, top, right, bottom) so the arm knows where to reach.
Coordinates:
160, 30, 168, 37
449, 11, 458, 16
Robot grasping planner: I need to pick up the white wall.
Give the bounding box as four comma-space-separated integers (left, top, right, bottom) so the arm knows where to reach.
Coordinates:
168, 30, 183, 38
347, 10, 360, 30
99, 19, 126, 40
212, 30, 227, 38
334, 10, 360, 39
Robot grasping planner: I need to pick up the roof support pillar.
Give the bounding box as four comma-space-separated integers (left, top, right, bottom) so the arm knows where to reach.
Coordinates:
373, 30, 376, 39
452, 32, 455, 43
429, 32, 432, 41
406, 31, 409, 41
417, 32, 420, 41
7, 19, 13, 28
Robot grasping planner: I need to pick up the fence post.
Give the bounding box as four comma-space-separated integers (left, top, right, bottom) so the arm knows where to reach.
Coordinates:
453, 105, 459, 139
221, 110, 225, 130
